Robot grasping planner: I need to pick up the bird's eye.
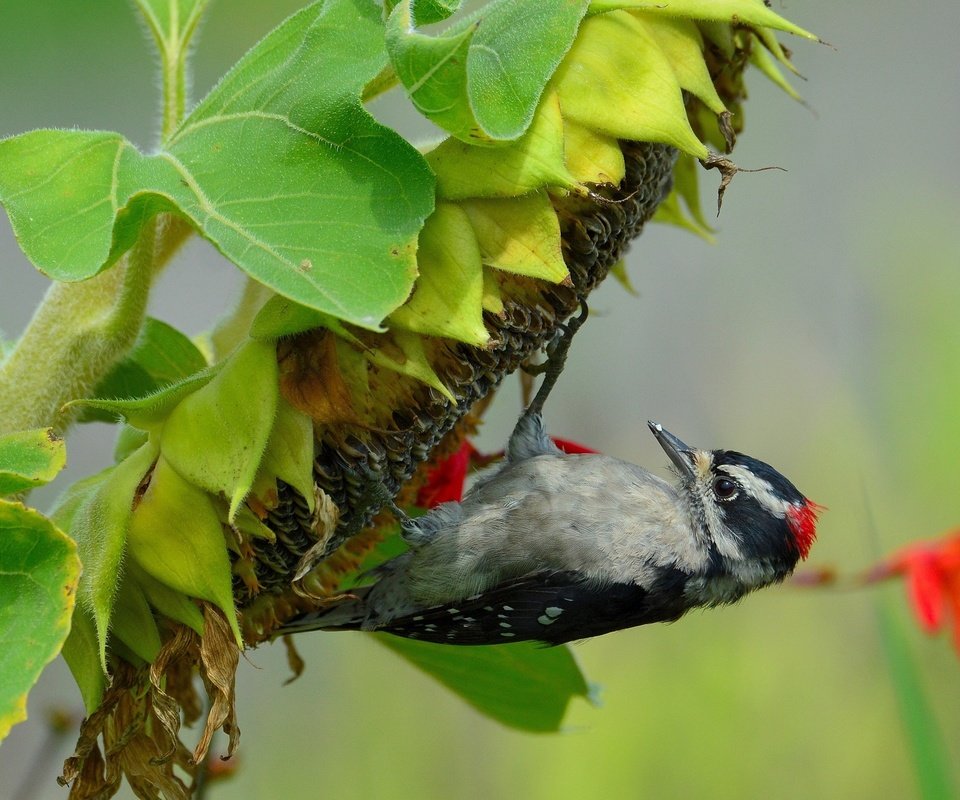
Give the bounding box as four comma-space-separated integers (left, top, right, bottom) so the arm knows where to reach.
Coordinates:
713, 476, 738, 500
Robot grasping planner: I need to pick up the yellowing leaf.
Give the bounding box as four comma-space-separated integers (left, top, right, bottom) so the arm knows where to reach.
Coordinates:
482, 268, 505, 315
563, 119, 626, 185
427, 90, 579, 199
554, 11, 708, 158
634, 14, 726, 114
388, 203, 489, 346
750, 39, 804, 102
460, 192, 569, 283
127, 456, 242, 647
589, 0, 820, 43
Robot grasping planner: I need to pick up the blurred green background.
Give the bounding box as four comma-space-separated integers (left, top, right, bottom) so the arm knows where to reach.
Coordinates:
2, 2, 959, 798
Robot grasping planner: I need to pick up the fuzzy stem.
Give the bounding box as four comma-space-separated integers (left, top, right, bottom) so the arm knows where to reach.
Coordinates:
0, 221, 158, 436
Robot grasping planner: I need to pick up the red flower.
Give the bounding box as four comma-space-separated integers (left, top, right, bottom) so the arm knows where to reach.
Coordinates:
416, 436, 599, 508
416, 441, 480, 508
869, 530, 960, 653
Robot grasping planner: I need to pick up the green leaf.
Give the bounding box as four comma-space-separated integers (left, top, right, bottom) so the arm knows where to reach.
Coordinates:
460, 191, 569, 282
426, 88, 578, 199
81, 317, 208, 424
251, 294, 369, 342
0, 0, 435, 330
875, 590, 958, 799
387, 202, 489, 345
0, 428, 66, 496
160, 338, 279, 520
128, 559, 205, 635
388, 0, 589, 141
408, 0, 463, 26
0, 499, 81, 742
377, 636, 590, 732
70, 441, 160, 670
553, 11, 708, 158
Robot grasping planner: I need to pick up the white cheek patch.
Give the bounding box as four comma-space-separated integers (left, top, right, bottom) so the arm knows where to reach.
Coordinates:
718, 464, 791, 518
695, 482, 744, 561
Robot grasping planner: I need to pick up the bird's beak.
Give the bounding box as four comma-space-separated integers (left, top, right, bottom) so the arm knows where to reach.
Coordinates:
648, 422, 696, 479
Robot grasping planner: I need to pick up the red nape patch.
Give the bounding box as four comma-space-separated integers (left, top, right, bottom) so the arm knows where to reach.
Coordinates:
786, 500, 823, 559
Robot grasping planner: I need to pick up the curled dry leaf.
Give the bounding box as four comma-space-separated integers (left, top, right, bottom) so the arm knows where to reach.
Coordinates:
60, 606, 241, 798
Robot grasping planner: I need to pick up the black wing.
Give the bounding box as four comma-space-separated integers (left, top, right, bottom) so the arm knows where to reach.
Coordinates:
377, 569, 691, 646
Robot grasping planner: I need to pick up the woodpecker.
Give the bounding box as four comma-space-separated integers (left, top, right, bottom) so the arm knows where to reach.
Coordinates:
281, 306, 820, 645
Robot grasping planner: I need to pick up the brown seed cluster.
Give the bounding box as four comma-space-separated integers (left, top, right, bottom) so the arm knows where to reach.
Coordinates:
238, 141, 678, 622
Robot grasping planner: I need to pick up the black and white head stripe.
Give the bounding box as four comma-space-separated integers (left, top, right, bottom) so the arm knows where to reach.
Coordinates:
707, 451, 809, 570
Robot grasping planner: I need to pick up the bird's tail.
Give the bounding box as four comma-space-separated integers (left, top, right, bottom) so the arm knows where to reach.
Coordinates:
278, 586, 372, 634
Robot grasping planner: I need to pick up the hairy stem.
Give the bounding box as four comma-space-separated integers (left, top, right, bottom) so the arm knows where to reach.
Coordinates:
0, 221, 158, 436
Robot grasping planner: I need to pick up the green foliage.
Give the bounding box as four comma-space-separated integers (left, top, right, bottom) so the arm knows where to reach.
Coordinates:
387, 0, 589, 141
0, 0, 827, 775
0, 0, 435, 329
0, 428, 65, 496
0, 500, 80, 742
378, 635, 591, 732
875, 590, 956, 799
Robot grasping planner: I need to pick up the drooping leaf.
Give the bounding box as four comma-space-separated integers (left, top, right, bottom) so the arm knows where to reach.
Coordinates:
427, 88, 578, 199
460, 191, 569, 283
0, 1, 434, 330
388, 202, 489, 346
363, 331, 457, 403
553, 11, 708, 158
0, 500, 81, 742
388, 0, 589, 141
377, 636, 591, 732
0, 428, 66, 496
